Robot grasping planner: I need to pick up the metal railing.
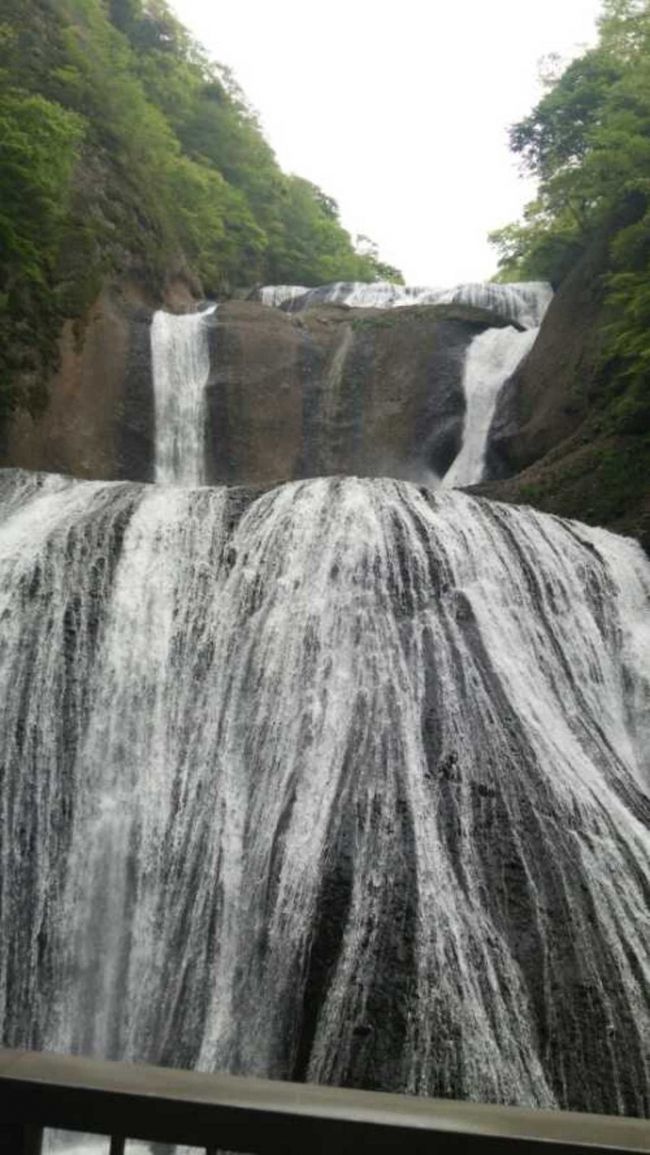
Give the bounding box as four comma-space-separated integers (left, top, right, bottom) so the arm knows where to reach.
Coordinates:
0, 1048, 648, 1155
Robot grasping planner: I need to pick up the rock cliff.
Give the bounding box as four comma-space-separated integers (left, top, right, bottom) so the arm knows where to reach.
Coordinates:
478, 237, 650, 552
3, 254, 649, 553
1, 278, 196, 483
2, 294, 504, 488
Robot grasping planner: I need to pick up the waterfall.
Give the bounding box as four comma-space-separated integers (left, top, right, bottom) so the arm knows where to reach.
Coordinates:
442, 326, 539, 488
260, 285, 309, 309
259, 281, 552, 330
1, 469, 649, 1116
256, 282, 549, 487
151, 307, 215, 484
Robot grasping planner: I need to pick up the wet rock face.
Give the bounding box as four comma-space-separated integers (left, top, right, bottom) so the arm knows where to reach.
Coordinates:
203, 302, 489, 487
0, 285, 155, 483
1, 296, 497, 486
485, 238, 609, 479
479, 235, 650, 551
119, 303, 156, 481
0, 277, 203, 484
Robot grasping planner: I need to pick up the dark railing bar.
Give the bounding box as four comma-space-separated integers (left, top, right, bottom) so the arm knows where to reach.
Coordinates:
0, 1048, 648, 1155
1, 1124, 43, 1155
108, 1137, 125, 1155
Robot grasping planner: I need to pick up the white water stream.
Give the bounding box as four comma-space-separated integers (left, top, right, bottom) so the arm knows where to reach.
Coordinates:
443, 325, 539, 487
0, 471, 648, 1115
151, 307, 215, 485
260, 280, 551, 487
260, 280, 552, 330
1, 276, 648, 1131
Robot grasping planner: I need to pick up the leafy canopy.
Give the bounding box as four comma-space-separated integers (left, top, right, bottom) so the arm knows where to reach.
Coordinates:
490, 0, 650, 434
0, 0, 400, 415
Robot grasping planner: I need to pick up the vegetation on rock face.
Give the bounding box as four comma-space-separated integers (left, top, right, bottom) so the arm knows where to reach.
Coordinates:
0, 0, 401, 418
491, 1, 650, 401
487, 0, 650, 545
491, 3, 650, 282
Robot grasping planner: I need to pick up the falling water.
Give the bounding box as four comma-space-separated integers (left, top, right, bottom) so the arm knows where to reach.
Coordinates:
1, 469, 649, 1115
260, 281, 552, 330
443, 326, 539, 488
259, 285, 309, 309
151, 307, 215, 484
258, 282, 549, 485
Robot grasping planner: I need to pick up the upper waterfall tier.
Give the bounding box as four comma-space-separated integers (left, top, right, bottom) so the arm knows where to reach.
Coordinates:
1, 469, 648, 1114
144, 297, 540, 492
259, 281, 553, 330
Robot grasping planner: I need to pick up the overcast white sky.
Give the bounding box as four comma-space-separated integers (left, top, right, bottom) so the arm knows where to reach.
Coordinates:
170, 1, 602, 284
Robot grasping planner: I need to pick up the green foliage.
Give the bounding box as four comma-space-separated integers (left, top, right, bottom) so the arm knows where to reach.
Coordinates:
490, 4, 650, 281
0, 82, 83, 416
0, 90, 83, 284
599, 266, 650, 432
490, 46, 627, 284
517, 431, 650, 542
509, 50, 623, 182
267, 176, 382, 285
354, 235, 404, 283
167, 156, 267, 291
490, 0, 650, 431
0, 0, 400, 417
489, 208, 586, 283
487, 0, 650, 546
598, 0, 650, 57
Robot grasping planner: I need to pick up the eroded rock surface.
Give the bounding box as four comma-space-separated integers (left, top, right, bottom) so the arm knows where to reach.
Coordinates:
3, 297, 501, 486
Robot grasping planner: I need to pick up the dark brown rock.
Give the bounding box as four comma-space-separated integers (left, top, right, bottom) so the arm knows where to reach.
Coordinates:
479, 234, 650, 552
204, 302, 493, 487
0, 276, 198, 484
1, 294, 498, 488
487, 236, 610, 478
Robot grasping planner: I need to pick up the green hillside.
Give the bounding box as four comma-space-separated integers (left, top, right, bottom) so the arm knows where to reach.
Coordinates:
0, 0, 400, 419
485, 0, 650, 547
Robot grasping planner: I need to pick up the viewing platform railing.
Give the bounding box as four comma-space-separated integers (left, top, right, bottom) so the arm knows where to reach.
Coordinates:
0, 1048, 648, 1155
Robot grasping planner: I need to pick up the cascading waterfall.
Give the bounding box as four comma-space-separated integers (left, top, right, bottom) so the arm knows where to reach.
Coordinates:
260, 280, 553, 330
442, 326, 539, 488
259, 285, 309, 310
1, 469, 649, 1116
259, 279, 550, 488
151, 306, 215, 484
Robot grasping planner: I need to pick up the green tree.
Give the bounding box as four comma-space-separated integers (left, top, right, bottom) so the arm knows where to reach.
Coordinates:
491, 0, 650, 435
0, 0, 401, 417
0, 91, 83, 287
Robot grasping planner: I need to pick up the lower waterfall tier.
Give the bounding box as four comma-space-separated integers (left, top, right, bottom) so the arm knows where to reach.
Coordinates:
0, 469, 649, 1116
